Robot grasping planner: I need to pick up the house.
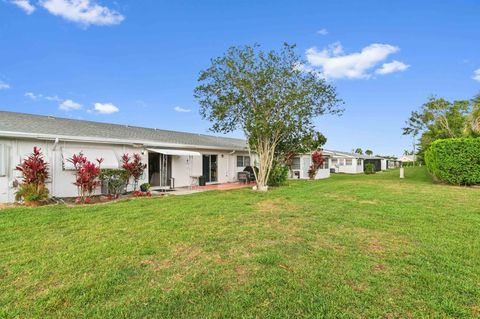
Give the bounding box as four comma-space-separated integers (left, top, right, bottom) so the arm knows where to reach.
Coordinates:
323, 150, 366, 174
289, 153, 331, 180
0, 111, 252, 203
397, 155, 416, 164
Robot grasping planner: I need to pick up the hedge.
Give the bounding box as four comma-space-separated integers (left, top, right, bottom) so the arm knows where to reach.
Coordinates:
364, 163, 376, 174
424, 137, 480, 185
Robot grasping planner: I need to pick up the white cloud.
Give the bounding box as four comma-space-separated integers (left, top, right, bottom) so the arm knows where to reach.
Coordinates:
473, 69, 480, 82
45, 95, 62, 102
174, 106, 191, 113
375, 60, 410, 75
306, 42, 403, 79
93, 102, 119, 114
25, 92, 42, 99
40, 0, 124, 26
10, 0, 36, 14
316, 28, 328, 36
0, 81, 11, 90
59, 99, 82, 111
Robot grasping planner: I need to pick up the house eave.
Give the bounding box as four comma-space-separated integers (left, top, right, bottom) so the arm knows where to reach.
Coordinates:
0, 130, 248, 152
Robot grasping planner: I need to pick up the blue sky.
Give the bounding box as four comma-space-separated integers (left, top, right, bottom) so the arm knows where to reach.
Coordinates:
1, 0, 479, 155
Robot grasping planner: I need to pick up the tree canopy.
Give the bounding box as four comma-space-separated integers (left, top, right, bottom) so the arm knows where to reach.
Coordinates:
194, 43, 342, 190
402, 94, 479, 161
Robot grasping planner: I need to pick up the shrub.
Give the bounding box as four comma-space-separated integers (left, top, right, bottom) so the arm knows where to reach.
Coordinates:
15, 147, 49, 203
122, 153, 147, 190
425, 137, 480, 185
99, 169, 129, 198
15, 183, 49, 203
68, 152, 103, 203
133, 190, 152, 197
364, 163, 376, 174
402, 161, 415, 167
140, 183, 151, 192
267, 162, 289, 187
308, 150, 325, 179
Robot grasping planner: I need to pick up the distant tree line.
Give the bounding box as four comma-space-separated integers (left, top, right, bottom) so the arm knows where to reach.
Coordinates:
402, 93, 480, 163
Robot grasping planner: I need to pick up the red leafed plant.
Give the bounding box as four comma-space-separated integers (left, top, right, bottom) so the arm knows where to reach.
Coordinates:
122, 153, 147, 190
308, 150, 325, 180
15, 147, 50, 204
68, 152, 103, 203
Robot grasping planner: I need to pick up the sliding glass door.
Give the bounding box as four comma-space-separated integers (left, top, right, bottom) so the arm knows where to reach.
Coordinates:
202, 155, 218, 183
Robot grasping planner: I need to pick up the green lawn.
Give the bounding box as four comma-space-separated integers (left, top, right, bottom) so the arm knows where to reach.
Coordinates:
1, 167, 479, 318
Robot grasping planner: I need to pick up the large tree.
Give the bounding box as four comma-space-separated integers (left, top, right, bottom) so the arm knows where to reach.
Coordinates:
194, 43, 342, 191
403, 96, 472, 163
465, 94, 480, 137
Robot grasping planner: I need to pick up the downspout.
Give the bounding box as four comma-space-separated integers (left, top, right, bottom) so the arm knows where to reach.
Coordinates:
228, 150, 236, 181
51, 138, 59, 197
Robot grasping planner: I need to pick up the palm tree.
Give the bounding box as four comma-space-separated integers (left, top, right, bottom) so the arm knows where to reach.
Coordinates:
365, 149, 373, 156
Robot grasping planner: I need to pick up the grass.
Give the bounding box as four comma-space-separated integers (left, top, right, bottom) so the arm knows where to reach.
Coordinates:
1, 167, 479, 318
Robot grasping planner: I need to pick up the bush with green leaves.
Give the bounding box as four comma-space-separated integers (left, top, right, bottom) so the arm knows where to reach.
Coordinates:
425, 137, 480, 185
364, 163, 376, 174
402, 161, 415, 167
99, 169, 129, 198
140, 183, 151, 192
15, 183, 49, 202
268, 162, 289, 187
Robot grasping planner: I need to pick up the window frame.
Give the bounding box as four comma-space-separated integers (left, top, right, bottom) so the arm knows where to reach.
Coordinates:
236, 155, 251, 168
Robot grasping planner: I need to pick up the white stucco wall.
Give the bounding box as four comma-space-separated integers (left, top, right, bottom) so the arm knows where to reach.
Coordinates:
170, 150, 250, 187
289, 155, 330, 180
381, 159, 387, 171
336, 158, 364, 174
0, 137, 251, 203
0, 138, 149, 202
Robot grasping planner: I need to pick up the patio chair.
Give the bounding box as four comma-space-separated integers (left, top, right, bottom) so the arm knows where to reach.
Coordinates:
237, 171, 250, 184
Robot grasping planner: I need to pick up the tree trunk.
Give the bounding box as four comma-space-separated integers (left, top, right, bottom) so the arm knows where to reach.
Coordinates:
250, 136, 278, 192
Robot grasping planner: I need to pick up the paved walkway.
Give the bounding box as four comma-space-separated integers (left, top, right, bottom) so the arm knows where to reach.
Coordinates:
161, 182, 255, 196
197, 182, 255, 190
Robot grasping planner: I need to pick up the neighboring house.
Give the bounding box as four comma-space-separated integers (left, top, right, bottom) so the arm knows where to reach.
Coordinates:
289, 153, 331, 180
397, 155, 416, 163
324, 150, 393, 173
0, 111, 251, 203
323, 150, 365, 174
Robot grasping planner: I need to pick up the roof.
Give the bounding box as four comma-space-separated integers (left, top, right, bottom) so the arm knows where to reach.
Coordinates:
397, 155, 416, 162
0, 111, 248, 150
323, 149, 393, 160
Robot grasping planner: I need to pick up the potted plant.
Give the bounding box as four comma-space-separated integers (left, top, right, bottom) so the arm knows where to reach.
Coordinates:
140, 182, 151, 192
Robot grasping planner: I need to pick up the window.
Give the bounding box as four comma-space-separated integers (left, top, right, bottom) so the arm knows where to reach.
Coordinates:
357, 159, 363, 166
323, 158, 329, 169
345, 159, 353, 165
292, 157, 301, 170
236, 155, 251, 167
331, 158, 338, 165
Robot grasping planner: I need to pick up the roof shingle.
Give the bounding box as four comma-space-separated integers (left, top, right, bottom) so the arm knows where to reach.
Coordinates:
0, 111, 247, 150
